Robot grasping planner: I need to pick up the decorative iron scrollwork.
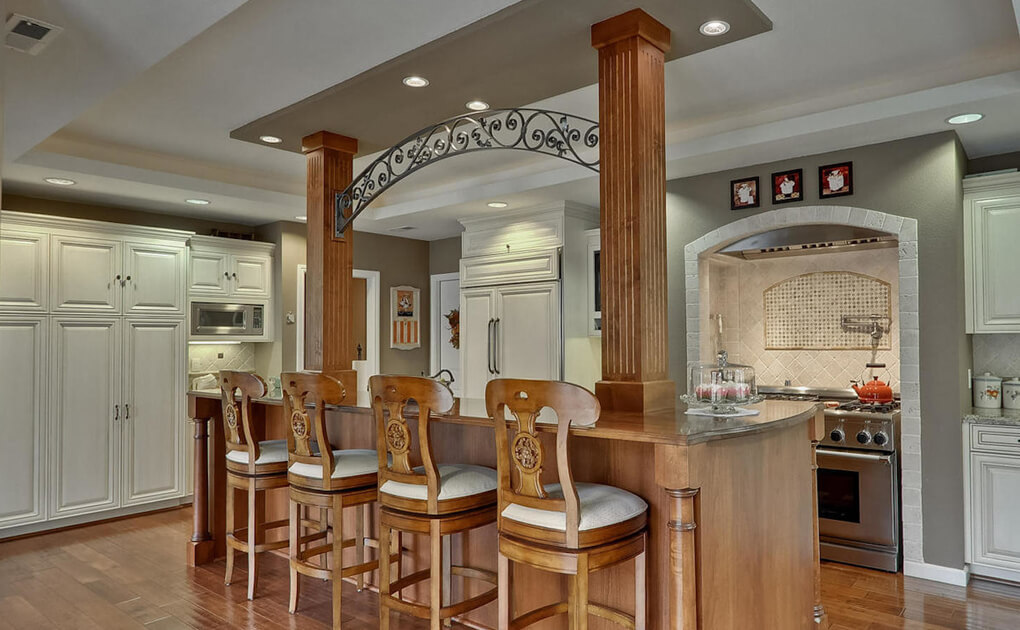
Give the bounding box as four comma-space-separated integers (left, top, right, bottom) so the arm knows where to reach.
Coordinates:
334, 108, 600, 237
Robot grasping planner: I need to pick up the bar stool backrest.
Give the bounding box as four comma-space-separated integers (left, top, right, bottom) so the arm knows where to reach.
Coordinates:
218, 371, 268, 475
485, 378, 600, 547
281, 371, 346, 489
369, 375, 455, 513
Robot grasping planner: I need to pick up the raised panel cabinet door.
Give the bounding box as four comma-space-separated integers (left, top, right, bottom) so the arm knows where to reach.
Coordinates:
0, 229, 48, 312
188, 249, 230, 296
230, 254, 271, 298
50, 318, 120, 517
51, 235, 121, 313
971, 453, 1020, 570
496, 282, 561, 382
0, 317, 47, 528
122, 320, 184, 505
460, 287, 497, 399
975, 197, 1020, 330
124, 242, 186, 315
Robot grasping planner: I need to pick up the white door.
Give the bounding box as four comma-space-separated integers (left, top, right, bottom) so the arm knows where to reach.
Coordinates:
189, 249, 230, 296
971, 453, 1020, 570
460, 287, 497, 399
122, 319, 184, 505
0, 317, 47, 528
123, 242, 186, 316
973, 196, 1020, 330
231, 254, 271, 298
50, 318, 120, 517
496, 282, 561, 381
51, 235, 121, 313
0, 229, 48, 312
431, 273, 462, 396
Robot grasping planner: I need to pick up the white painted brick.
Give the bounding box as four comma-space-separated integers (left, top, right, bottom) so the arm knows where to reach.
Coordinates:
883, 214, 904, 236
901, 364, 919, 382
686, 303, 699, 319
900, 293, 918, 313
904, 523, 923, 544
901, 453, 922, 472
829, 206, 851, 224
898, 240, 918, 260
901, 219, 918, 241
687, 317, 700, 333
899, 259, 918, 278
902, 487, 922, 507
902, 399, 921, 415
901, 329, 920, 349
904, 541, 923, 562
865, 210, 886, 230
849, 207, 869, 226
901, 312, 919, 330
902, 435, 922, 454
899, 275, 919, 296
902, 416, 921, 437
902, 475, 922, 494
685, 246, 697, 262
685, 260, 698, 276
685, 289, 699, 305
686, 274, 699, 290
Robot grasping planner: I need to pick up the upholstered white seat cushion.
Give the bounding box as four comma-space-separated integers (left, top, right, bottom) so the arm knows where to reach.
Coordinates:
380, 464, 497, 501
225, 439, 288, 465
288, 449, 379, 479
501, 482, 647, 532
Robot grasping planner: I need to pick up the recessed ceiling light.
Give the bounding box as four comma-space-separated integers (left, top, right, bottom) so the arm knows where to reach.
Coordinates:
946, 113, 984, 125
259, 135, 283, 144
402, 75, 429, 88
699, 20, 730, 36
487, 201, 509, 209
44, 177, 76, 186
466, 100, 490, 111
185, 198, 210, 205
295, 215, 307, 222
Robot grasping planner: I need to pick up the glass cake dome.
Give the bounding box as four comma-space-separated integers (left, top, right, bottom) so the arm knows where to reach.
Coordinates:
681, 351, 762, 413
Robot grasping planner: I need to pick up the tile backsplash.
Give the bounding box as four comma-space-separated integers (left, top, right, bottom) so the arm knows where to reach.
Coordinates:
973, 334, 1020, 378
702, 247, 900, 389
188, 343, 256, 379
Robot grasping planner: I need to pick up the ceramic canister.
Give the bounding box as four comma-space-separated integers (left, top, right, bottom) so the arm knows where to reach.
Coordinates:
1003, 378, 1020, 411
973, 372, 1003, 409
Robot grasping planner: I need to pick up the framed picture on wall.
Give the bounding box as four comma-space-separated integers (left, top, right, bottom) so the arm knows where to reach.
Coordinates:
730, 176, 760, 210
390, 285, 421, 350
819, 161, 853, 198
771, 168, 803, 204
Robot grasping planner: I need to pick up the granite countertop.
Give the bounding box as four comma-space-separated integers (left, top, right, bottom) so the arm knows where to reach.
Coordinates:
964, 407, 1020, 426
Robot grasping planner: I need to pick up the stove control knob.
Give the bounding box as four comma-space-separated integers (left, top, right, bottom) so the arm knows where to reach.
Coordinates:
829, 428, 845, 442
856, 430, 872, 445
873, 432, 888, 446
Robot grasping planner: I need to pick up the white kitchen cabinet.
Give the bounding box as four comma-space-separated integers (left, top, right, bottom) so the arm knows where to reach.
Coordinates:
50, 317, 121, 518
123, 242, 187, 316
586, 229, 601, 337
0, 229, 48, 312
122, 319, 184, 505
460, 286, 498, 399
51, 235, 122, 313
188, 235, 274, 300
965, 423, 1020, 582
964, 172, 1020, 333
0, 317, 47, 528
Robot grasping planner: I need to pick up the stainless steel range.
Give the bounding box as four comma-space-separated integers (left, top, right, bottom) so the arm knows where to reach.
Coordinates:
761, 386, 902, 572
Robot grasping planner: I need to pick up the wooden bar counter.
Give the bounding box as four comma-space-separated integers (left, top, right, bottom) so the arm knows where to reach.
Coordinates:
187, 390, 824, 629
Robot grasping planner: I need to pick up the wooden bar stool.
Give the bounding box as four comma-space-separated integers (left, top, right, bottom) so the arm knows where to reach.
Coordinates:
282, 371, 383, 629
485, 378, 648, 630
219, 370, 290, 600
371, 375, 499, 630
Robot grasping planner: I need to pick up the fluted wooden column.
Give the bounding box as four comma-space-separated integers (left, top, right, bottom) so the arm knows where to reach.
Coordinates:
591, 9, 675, 412
303, 131, 358, 378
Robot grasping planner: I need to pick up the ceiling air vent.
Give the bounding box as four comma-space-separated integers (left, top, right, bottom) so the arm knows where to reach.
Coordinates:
5, 14, 63, 55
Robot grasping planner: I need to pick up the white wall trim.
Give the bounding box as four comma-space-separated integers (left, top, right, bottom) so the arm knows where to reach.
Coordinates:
684, 205, 926, 564
296, 264, 306, 370
430, 272, 460, 375
904, 561, 969, 586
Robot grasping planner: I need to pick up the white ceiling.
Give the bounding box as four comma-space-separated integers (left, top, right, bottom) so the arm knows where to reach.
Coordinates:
4, 0, 1020, 239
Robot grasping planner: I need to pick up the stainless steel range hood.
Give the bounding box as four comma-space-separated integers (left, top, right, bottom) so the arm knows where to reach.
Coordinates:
716, 225, 897, 260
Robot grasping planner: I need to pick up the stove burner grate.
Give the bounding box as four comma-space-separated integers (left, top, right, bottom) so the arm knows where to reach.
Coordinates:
836, 400, 899, 414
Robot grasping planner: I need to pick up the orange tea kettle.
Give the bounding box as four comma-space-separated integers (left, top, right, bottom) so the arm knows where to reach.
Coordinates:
851, 363, 895, 403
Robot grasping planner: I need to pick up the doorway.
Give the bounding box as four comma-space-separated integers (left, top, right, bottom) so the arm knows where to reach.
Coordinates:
430, 272, 461, 396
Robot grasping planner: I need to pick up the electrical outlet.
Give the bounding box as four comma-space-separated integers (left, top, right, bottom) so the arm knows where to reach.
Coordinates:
217, 352, 224, 359
190, 358, 201, 372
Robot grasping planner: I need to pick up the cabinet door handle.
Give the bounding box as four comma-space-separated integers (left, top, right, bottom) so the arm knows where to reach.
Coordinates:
125, 404, 130, 420
232, 272, 238, 279
487, 319, 494, 374
489, 318, 497, 373
115, 274, 121, 283
114, 405, 120, 421
224, 272, 231, 278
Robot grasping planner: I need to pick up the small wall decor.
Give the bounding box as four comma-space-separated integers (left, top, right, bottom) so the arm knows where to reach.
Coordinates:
819, 161, 853, 198
771, 168, 803, 204
390, 285, 421, 350
444, 308, 460, 349
731, 176, 760, 210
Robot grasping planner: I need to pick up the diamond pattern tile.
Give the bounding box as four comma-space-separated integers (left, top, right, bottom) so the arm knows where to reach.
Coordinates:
188, 343, 256, 376
973, 334, 1020, 378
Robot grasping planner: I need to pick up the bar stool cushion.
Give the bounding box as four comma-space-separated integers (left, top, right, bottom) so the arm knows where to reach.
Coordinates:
225, 439, 288, 466
501, 482, 647, 531
288, 449, 379, 479
380, 464, 497, 501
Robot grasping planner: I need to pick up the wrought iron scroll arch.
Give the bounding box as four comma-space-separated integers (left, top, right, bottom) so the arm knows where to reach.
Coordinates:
334, 108, 600, 237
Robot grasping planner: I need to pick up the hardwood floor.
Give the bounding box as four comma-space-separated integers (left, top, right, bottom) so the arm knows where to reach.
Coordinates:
1, 507, 1019, 629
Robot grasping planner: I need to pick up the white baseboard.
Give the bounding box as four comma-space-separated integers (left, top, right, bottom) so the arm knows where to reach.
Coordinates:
903, 560, 970, 586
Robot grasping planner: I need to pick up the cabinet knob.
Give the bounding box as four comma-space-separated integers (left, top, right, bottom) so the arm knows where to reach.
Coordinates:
232, 272, 238, 279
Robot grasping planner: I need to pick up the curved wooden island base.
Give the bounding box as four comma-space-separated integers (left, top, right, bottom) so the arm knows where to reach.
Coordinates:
187, 392, 825, 629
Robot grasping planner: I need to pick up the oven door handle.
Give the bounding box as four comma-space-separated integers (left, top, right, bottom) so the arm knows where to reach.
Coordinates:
817, 448, 892, 464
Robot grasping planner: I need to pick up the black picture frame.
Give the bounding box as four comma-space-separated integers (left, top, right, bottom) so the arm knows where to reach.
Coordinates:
771, 168, 803, 204
819, 161, 853, 198
730, 176, 760, 210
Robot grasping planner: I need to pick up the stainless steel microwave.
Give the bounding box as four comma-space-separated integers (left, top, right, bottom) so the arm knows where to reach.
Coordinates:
191, 302, 264, 337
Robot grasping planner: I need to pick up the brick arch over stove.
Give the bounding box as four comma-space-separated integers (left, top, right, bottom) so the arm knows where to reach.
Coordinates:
683, 206, 926, 568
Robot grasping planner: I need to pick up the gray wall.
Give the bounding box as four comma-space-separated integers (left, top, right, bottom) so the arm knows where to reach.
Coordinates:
666, 131, 970, 569
429, 236, 462, 275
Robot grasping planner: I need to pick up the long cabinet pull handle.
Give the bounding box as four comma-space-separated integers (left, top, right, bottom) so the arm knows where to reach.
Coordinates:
487, 319, 494, 375
224, 272, 230, 278
494, 318, 500, 375
125, 404, 130, 420
114, 405, 120, 421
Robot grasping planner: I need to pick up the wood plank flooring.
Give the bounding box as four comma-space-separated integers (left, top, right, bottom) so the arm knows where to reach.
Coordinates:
1, 507, 1019, 629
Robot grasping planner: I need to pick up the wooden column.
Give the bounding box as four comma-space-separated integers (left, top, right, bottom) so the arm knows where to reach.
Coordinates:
666, 488, 699, 630
591, 9, 675, 412
809, 410, 828, 626
187, 395, 220, 566
302, 131, 358, 379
